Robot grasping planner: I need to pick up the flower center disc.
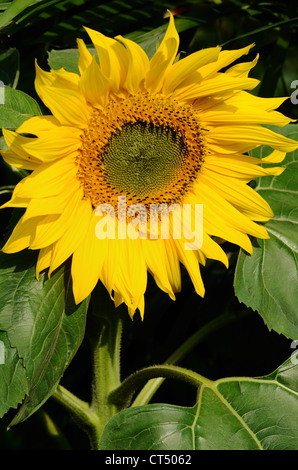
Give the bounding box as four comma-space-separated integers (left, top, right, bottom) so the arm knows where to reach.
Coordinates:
102, 121, 187, 198
77, 94, 206, 210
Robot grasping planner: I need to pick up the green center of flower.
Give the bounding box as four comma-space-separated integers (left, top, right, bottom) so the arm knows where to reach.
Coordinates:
101, 121, 188, 198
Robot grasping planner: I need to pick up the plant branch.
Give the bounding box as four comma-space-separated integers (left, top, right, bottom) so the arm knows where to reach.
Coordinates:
53, 384, 100, 447
109, 364, 210, 410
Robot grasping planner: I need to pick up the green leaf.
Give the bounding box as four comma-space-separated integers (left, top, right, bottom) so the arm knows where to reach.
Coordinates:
0, 250, 90, 423
234, 124, 298, 339
0, 0, 49, 29
99, 358, 298, 450
0, 86, 41, 129
0, 331, 28, 417
0, 3, 12, 12
47, 47, 96, 74
221, 16, 298, 48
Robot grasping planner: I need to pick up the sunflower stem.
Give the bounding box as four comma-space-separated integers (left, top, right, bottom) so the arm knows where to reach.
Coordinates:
53, 384, 100, 447
109, 364, 207, 410
88, 288, 123, 449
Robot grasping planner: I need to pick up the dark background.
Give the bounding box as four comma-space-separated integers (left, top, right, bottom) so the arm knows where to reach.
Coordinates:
0, 0, 297, 449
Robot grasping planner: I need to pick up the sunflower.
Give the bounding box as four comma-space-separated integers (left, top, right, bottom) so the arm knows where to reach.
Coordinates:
1, 13, 297, 318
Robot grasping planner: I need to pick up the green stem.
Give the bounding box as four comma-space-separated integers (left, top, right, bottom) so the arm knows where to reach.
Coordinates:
131, 310, 250, 407
90, 309, 123, 444
109, 364, 208, 410
75, 283, 124, 449
220, 16, 298, 47
53, 384, 100, 446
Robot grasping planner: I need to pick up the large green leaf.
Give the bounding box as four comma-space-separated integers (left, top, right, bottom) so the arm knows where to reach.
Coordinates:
234, 124, 298, 339
0, 249, 89, 423
0, 85, 41, 129
99, 358, 298, 450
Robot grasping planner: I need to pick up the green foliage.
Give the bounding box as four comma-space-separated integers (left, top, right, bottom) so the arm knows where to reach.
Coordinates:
234, 125, 298, 339
0, 86, 41, 128
0, 250, 89, 424
0, 0, 298, 451
100, 359, 298, 450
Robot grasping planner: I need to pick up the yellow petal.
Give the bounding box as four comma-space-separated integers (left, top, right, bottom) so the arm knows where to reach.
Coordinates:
49, 197, 92, 276
77, 38, 92, 74
13, 156, 78, 199
2, 215, 42, 253
22, 179, 81, 220
188, 185, 254, 253
112, 238, 147, 318
178, 191, 228, 268
172, 238, 205, 297
195, 181, 269, 241
90, 231, 120, 301
1, 149, 42, 170
159, 238, 181, 294
141, 238, 176, 300
163, 46, 221, 96
197, 91, 289, 113
225, 54, 259, 78
208, 125, 298, 153
2, 116, 81, 171
3, 126, 81, 162
146, 12, 179, 93
225, 91, 289, 112
135, 295, 145, 320
51, 67, 81, 88
71, 211, 109, 304
116, 36, 149, 93
173, 74, 259, 102
84, 27, 128, 91
261, 149, 286, 163
1, 192, 30, 209
201, 232, 229, 268
203, 207, 254, 253
30, 186, 84, 249
35, 62, 90, 127
201, 171, 274, 221
80, 55, 111, 106
200, 90, 294, 127
201, 102, 293, 127
36, 244, 54, 279
205, 154, 285, 180
17, 115, 61, 134
199, 44, 255, 80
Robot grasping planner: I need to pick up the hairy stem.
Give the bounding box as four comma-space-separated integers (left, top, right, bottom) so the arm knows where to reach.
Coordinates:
109, 364, 210, 410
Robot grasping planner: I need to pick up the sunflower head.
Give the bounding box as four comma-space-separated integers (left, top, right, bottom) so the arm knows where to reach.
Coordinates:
1, 13, 297, 318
